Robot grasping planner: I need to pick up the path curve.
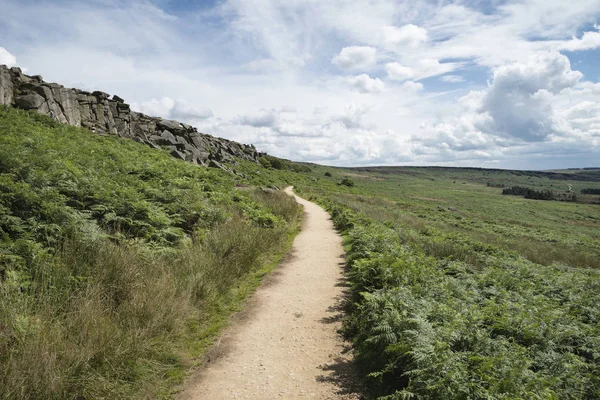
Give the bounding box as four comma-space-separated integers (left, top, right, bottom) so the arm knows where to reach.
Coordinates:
179, 187, 359, 399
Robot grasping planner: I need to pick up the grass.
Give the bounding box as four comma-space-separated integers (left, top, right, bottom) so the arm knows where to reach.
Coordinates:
297, 165, 600, 270
0, 106, 303, 399
290, 164, 600, 399
4, 103, 600, 399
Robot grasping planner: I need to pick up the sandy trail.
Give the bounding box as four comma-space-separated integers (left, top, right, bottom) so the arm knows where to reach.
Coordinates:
179, 187, 359, 400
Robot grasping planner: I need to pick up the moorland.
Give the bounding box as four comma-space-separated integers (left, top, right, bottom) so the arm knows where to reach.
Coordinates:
2, 105, 600, 399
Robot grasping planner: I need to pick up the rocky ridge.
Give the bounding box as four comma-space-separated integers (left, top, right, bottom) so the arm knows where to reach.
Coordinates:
0, 65, 261, 168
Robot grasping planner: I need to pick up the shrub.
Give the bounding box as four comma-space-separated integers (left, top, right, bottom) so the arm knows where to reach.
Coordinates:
581, 188, 600, 194
0, 107, 302, 399
320, 197, 600, 399
338, 177, 355, 187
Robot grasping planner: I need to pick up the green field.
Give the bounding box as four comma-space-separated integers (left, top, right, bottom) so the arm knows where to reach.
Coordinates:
2, 104, 600, 399
293, 166, 600, 399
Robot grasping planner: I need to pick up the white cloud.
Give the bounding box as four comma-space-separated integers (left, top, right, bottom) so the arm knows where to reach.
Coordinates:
332, 46, 377, 69
559, 29, 600, 52
346, 74, 385, 93
403, 81, 424, 91
244, 58, 285, 73
237, 109, 280, 128
337, 103, 372, 130
478, 52, 583, 142
417, 58, 461, 79
0, 47, 17, 67
440, 75, 465, 83
420, 51, 598, 162
132, 97, 214, 122
386, 59, 460, 81
385, 62, 414, 81
381, 24, 428, 48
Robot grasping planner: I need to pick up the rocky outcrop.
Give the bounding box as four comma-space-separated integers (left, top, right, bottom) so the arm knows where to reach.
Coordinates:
0, 65, 261, 167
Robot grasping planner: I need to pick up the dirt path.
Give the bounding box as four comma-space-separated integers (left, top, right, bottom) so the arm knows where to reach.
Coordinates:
179, 187, 360, 399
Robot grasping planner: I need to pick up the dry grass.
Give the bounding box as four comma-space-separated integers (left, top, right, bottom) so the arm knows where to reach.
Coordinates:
1, 205, 298, 399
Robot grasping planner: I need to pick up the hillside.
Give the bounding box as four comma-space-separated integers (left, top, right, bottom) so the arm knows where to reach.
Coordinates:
293, 166, 600, 398
0, 106, 303, 399
2, 98, 600, 399
0, 65, 259, 169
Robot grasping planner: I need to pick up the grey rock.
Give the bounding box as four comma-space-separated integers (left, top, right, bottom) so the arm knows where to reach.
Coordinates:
15, 93, 46, 109
50, 85, 82, 126
157, 118, 182, 133
196, 151, 210, 162
160, 129, 177, 144
0, 66, 13, 105
145, 141, 161, 150
208, 160, 226, 170
92, 91, 110, 99
0, 65, 262, 168
170, 150, 186, 160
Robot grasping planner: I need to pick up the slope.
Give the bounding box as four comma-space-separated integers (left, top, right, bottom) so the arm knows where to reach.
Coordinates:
0, 106, 302, 399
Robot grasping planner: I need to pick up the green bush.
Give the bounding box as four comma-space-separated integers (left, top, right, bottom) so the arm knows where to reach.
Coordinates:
323, 198, 600, 399
0, 107, 302, 399
338, 177, 355, 187
258, 155, 311, 173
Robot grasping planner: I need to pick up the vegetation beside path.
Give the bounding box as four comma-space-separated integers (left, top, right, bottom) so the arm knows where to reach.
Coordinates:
0, 107, 302, 399
294, 166, 600, 399
3, 104, 600, 399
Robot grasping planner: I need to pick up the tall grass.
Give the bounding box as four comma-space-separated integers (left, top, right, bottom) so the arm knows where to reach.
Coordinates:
1, 209, 297, 399
0, 107, 302, 398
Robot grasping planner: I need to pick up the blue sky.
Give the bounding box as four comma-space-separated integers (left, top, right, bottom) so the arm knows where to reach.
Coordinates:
1, 0, 600, 169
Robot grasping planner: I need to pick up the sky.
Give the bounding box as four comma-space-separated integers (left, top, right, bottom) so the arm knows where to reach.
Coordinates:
1, 0, 599, 169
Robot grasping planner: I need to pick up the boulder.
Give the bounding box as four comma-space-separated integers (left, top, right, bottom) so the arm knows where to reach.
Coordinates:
0, 66, 13, 105
208, 160, 226, 170
50, 85, 82, 126
144, 141, 161, 150
92, 91, 110, 100
159, 129, 177, 144
0, 64, 263, 168
170, 150, 186, 160
15, 93, 45, 109
157, 118, 183, 133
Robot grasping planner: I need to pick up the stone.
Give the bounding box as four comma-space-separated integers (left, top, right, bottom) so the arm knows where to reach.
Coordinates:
208, 160, 226, 170
92, 91, 110, 99
145, 141, 161, 150
50, 85, 82, 126
170, 150, 186, 160
160, 129, 177, 144
0, 66, 13, 105
157, 118, 183, 133
117, 103, 130, 114
0, 65, 262, 167
15, 93, 45, 109
190, 134, 208, 150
